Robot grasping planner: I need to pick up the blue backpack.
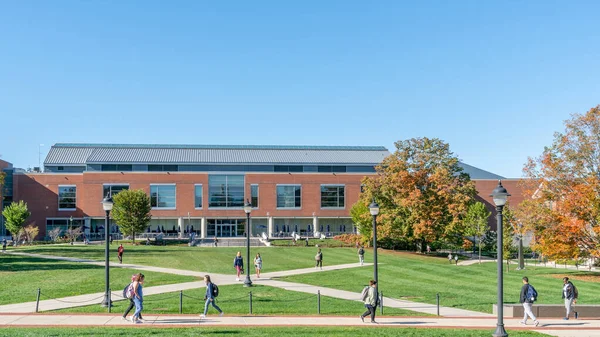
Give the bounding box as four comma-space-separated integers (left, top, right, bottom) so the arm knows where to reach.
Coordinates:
526, 285, 538, 302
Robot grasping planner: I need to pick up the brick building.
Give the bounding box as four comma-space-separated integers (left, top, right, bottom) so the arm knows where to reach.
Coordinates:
2, 143, 524, 240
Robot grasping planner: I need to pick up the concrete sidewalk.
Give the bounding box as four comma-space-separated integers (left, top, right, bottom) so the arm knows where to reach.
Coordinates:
0, 313, 596, 336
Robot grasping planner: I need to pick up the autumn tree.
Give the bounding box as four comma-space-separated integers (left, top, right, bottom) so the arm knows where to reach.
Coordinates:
464, 201, 491, 263
19, 223, 39, 244
518, 105, 600, 261
111, 189, 152, 243
352, 137, 476, 249
2, 201, 31, 242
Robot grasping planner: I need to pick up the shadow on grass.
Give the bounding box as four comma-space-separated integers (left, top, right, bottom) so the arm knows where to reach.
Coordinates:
0, 256, 103, 272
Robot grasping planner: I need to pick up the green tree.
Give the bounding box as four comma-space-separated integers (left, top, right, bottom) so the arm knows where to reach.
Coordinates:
350, 202, 371, 246
502, 205, 516, 272
464, 201, 491, 263
2, 201, 31, 241
111, 189, 152, 243
352, 137, 476, 250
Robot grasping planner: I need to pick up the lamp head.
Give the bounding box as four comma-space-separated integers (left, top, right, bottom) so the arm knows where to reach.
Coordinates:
102, 193, 114, 211
244, 199, 252, 214
490, 180, 510, 207
369, 198, 380, 216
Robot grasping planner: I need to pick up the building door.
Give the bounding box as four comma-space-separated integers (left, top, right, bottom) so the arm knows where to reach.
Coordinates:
217, 224, 237, 237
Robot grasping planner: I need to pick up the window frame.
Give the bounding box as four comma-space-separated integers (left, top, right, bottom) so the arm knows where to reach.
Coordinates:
102, 184, 130, 198
208, 175, 245, 209
58, 185, 77, 211
276, 184, 302, 209
194, 184, 203, 209
251, 184, 259, 209
150, 183, 177, 210
320, 184, 345, 209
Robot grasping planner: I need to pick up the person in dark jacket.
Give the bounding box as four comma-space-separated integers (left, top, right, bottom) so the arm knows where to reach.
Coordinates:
233, 252, 244, 281
519, 276, 539, 326
315, 248, 323, 270
200, 275, 223, 319
562, 277, 578, 320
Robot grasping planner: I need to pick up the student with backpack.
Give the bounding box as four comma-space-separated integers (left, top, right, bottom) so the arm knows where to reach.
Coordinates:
200, 274, 223, 319
359, 280, 378, 323
562, 277, 579, 320
122, 274, 144, 321
128, 273, 145, 324
519, 276, 539, 326
358, 246, 365, 266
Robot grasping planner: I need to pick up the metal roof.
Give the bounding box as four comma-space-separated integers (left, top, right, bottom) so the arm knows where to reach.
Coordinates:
458, 162, 505, 180
45, 143, 390, 165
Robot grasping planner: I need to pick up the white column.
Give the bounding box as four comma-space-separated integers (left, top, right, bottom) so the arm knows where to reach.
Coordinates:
178, 217, 184, 238
268, 216, 274, 238
313, 216, 319, 238
201, 217, 207, 238
84, 217, 91, 236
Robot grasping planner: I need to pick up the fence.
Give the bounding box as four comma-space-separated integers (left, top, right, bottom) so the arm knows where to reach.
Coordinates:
33, 288, 443, 316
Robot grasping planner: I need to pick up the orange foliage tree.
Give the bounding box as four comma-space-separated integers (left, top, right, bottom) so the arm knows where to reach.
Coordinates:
518, 105, 600, 260
351, 137, 476, 249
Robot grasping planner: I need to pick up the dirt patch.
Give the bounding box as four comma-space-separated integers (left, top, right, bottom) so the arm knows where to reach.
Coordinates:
547, 274, 600, 283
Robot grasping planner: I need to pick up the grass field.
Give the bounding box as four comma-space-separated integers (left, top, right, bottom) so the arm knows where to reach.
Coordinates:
0, 254, 197, 305
0, 327, 547, 337
52, 284, 421, 316
282, 250, 600, 313
12, 244, 362, 274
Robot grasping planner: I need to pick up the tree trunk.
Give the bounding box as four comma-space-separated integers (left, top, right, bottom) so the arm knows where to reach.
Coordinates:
132, 231, 135, 244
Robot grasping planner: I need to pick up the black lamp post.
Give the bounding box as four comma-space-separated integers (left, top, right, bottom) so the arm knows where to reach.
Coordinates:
369, 198, 380, 298
100, 194, 113, 307
243, 199, 253, 287
491, 180, 510, 337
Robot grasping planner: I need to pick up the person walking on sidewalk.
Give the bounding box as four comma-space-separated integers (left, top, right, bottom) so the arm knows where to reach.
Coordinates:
360, 280, 378, 323
200, 275, 223, 319
233, 252, 244, 281
122, 274, 144, 322
315, 248, 323, 270
117, 244, 124, 264
358, 246, 365, 266
520, 276, 540, 326
254, 253, 262, 278
562, 277, 579, 320
131, 273, 145, 324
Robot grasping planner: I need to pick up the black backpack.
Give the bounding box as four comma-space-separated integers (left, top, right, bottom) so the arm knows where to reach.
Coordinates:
212, 283, 219, 298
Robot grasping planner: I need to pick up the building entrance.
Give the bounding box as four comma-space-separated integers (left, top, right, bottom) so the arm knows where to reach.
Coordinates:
216, 224, 237, 237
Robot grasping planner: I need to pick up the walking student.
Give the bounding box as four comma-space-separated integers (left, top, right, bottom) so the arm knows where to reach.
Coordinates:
131, 273, 145, 324
254, 253, 262, 278
358, 246, 365, 265
562, 277, 579, 320
520, 276, 540, 326
117, 244, 124, 264
315, 248, 323, 270
360, 280, 378, 323
122, 274, 144, 322
233, 252, 244, 281
200, 275, 223, 319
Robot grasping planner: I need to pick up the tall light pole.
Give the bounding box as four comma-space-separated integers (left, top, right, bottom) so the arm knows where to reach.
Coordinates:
101, 194, 113, 307
243, 199, 253, 287
369, 199, 380, 298
517, 223, 524, 270
491, 180, 510, 337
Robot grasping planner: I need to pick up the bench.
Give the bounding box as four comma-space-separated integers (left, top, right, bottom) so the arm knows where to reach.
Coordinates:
493, 304, 600, 318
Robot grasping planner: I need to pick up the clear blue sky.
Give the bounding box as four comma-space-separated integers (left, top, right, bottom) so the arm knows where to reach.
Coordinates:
1, 1, 599, 178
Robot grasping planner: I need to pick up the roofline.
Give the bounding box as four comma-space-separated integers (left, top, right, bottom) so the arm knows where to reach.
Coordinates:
44, 162, 381, 166
52, 143, 389, 151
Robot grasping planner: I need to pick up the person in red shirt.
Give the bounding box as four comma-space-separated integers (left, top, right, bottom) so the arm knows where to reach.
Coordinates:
117, 244, 124, 264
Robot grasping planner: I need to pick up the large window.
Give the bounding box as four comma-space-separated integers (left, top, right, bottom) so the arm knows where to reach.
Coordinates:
150, 184, 176, 209
208, 175, 244, 208
277, 185, 301, 208
148, 165, 178, 172
321, 185, 345, 208
103, 184, 129, 198
101, 164, 133, 171
58, 185, 77, 210
194, 184, 203, 209
251, 184, 259, 208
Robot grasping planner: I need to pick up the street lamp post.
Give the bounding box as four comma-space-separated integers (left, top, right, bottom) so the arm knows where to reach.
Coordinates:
101, 194, 113, 307
243, 199, 253, 287
369, 199, 380, 298
517, 223, 524, 270
491, 180, 510, 337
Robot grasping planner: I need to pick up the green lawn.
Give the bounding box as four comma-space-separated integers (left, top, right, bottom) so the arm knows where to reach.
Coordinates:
52, 284, 421, 316
282, 250, 600, 313
0, 327, 547, 337
12, 244, 362, 274
0, 254, 197, 305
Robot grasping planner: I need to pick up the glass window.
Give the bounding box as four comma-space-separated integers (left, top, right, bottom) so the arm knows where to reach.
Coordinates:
194, 185, 203, 208
208, 175, 244, 208
58, 185, 77, 210
101, 164, 132, 171
103, 184, 129, 198
321, 185, 345, 208
251, 185, 259, 208
277, 185, 301, 208
148, 165, 178, 172
150, 184, 176, 208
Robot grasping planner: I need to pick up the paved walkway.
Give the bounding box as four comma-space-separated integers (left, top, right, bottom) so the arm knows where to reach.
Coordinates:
0, 313, 596, 336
